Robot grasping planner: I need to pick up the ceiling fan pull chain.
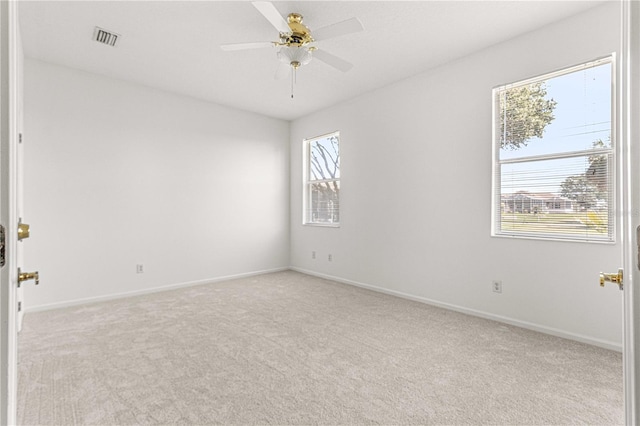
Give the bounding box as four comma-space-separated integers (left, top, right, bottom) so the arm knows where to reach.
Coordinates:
291, 67, 295, 98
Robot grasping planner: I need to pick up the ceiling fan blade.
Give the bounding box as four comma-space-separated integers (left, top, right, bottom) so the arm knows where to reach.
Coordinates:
252, 2, 291, 34
275, 63, 290, 80
313, 49, 353, 72
220, 41, 274, 51
312, 17, 364, 42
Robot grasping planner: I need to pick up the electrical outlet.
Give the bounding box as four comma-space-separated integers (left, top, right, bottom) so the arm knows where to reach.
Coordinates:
328, 254, 333, 262
492, 280, 502, 293
312, 251, 316, 259
136, 264, 144, 274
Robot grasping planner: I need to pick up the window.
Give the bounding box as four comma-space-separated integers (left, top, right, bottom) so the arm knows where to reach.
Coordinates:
304, 132, 340, 225
492, 57, 614, 242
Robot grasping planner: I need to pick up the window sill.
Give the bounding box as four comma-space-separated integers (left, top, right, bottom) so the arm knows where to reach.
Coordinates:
303, 223, 340, 228
491, 232, 615, 244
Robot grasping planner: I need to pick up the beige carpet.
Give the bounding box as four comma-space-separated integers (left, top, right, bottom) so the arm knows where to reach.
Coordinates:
18, 270, 623, 425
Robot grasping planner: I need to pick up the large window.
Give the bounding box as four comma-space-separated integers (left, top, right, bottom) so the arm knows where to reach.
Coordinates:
304, 132, 340, 225
492, 57, 614, 242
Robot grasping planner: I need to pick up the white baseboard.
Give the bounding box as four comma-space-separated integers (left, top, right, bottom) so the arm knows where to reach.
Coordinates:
290, 267, 623, 353
25, 267, 290, 314
26, 265, 622, 352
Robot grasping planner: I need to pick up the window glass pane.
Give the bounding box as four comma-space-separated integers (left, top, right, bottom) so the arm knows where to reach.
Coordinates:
309, 181, 340, 224
499, 155, 611, 240
493, 57, 614, 242
309, 134, 340, 181
499, 62, 611, 160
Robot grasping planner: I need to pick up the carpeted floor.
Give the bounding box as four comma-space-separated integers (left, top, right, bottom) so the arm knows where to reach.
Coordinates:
17, 270, 623, 425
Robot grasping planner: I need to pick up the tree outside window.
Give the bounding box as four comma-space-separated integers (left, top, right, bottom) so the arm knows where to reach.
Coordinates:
305, 132, 340, 225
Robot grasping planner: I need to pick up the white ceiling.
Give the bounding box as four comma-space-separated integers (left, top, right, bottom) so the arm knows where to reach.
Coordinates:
18, 1, 607, 121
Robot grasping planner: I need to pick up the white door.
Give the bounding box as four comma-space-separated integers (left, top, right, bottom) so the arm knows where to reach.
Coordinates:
621, 1, 640, 422
0, 1, 20, 424
15, 14, 26, 332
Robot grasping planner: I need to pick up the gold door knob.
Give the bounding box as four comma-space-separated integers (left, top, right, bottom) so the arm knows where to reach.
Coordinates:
18, 268, 39, 287
600, 268, 623, 290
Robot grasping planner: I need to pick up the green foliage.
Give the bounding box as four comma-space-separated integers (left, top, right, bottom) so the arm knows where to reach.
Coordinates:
499, 82, 557, 150
560, 139, 609, 210
585, 139, 608, 192
560, 175, 599, 210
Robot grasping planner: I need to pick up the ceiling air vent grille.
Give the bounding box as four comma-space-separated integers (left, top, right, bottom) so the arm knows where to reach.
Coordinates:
93, 27, 120, 47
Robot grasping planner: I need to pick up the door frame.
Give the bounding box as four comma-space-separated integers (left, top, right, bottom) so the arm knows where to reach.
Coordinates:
622, 0, 640, 423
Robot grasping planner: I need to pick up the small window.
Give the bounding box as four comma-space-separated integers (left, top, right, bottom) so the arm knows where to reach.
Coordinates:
492, 57, 614, 242
304, 132, 340, 226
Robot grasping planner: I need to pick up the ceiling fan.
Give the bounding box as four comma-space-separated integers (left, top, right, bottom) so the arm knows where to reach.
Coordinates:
220, 1, 364, 97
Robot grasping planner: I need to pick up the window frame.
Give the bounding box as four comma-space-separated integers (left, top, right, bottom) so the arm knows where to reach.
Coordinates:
303, 131, 341, 227
491, 56, 616, 243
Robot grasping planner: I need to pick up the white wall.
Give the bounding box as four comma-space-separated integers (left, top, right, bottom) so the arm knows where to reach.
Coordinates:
290, 3, 623, 349
23, 59, 290, 309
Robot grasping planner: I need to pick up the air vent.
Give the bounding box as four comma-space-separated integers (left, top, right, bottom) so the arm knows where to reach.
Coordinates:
93, 27, 120, 47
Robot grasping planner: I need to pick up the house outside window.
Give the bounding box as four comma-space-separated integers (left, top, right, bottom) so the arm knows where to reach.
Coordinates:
492, 57, 614, 242
304, 132, 340, 226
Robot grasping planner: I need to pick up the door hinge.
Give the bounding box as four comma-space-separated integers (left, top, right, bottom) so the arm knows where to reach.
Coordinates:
19, 133, 22, 144
637, 225, 640, 271
0, 224, 5, 268
18, 301, 22, 312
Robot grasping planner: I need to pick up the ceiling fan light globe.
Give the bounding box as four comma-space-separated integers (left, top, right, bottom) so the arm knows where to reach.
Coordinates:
277, 46, 312, 67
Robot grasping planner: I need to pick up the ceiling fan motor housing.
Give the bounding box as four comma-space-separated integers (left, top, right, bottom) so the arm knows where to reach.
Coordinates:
281, 13, 314, 46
